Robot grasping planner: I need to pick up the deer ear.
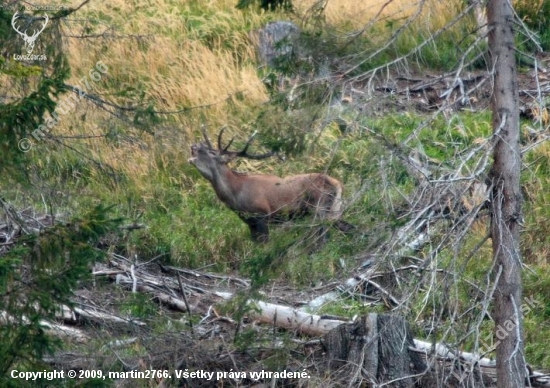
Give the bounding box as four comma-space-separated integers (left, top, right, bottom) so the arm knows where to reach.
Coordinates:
218, 154, 234, 164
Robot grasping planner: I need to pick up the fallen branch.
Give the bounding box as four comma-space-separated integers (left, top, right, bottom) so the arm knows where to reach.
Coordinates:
73, 306, 146, 326
0, 311, 89, 343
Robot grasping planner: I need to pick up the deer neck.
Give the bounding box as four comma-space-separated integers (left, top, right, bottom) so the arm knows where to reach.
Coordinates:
211, 165, 241, 209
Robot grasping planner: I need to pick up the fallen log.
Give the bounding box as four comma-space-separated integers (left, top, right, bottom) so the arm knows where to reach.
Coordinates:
253, 300, 348, 336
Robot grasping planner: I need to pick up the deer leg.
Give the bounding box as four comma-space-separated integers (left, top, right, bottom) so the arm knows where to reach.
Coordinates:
243, 216, 269, 243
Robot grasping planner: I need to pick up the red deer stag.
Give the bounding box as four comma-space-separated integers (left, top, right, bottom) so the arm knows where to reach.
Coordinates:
188, 128, 344, 242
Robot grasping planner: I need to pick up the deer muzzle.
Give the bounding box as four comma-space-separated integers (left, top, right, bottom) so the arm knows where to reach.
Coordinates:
188, 145, 198, 164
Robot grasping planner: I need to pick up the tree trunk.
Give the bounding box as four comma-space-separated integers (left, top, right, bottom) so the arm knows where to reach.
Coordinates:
322, 313, 425, 387
487, 0, 526, 386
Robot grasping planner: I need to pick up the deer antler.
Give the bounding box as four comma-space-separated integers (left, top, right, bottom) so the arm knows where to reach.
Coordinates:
217, 126, 234, 152
201, 125, 214, 149
234, 131, 275, 160
206, 126, 274, 160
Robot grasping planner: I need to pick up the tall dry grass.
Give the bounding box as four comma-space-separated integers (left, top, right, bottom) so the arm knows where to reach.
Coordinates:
66, 0, 269, 111
12, 0, 463, 194
49, 0, 273, 191
293, 0, 458, 31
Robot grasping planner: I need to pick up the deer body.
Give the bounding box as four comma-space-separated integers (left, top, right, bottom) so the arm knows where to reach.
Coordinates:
189, 129, 343, 242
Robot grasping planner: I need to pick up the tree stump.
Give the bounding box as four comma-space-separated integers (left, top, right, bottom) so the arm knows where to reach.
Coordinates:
322, 313, 425, 387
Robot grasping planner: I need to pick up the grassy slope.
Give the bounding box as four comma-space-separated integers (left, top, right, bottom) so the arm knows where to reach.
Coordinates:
3, 0, 550, 370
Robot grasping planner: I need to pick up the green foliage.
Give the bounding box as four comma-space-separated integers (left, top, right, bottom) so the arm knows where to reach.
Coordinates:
0, 8, 70, 182
241, 236, 296, 288
522, 269, 550, 367
386, 14, 486, 72
515, 0, 550, 51
236, 0, 292, 12
182, 4, 265, 58
369, 111, 492, 164
300, 1, 489, 73
120, 294, 157, 318
0, 68, 69, 174
316, 297, 384, 318
522, 139, 550, 266
0, 205, 122, 387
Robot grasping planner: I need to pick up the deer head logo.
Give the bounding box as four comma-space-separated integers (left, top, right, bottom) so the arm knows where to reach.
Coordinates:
11, 12, 49, 54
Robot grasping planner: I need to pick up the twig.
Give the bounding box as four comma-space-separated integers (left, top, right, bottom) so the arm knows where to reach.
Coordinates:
177, 274, 193, 332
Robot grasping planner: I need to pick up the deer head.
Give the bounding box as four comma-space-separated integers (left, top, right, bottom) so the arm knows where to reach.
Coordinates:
188, 127, 274, 181
11, 12, 49, 54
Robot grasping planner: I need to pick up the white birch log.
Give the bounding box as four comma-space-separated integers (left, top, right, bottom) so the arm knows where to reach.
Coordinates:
251, 300, 349, 336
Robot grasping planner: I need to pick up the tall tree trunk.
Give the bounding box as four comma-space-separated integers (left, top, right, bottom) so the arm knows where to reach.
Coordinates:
487, 0, 526, 386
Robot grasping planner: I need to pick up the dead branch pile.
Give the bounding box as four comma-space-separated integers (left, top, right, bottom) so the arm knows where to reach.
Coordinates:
339, 59, 550, 121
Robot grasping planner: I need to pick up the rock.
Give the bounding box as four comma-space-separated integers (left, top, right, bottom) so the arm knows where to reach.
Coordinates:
252, 21, 300, 68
